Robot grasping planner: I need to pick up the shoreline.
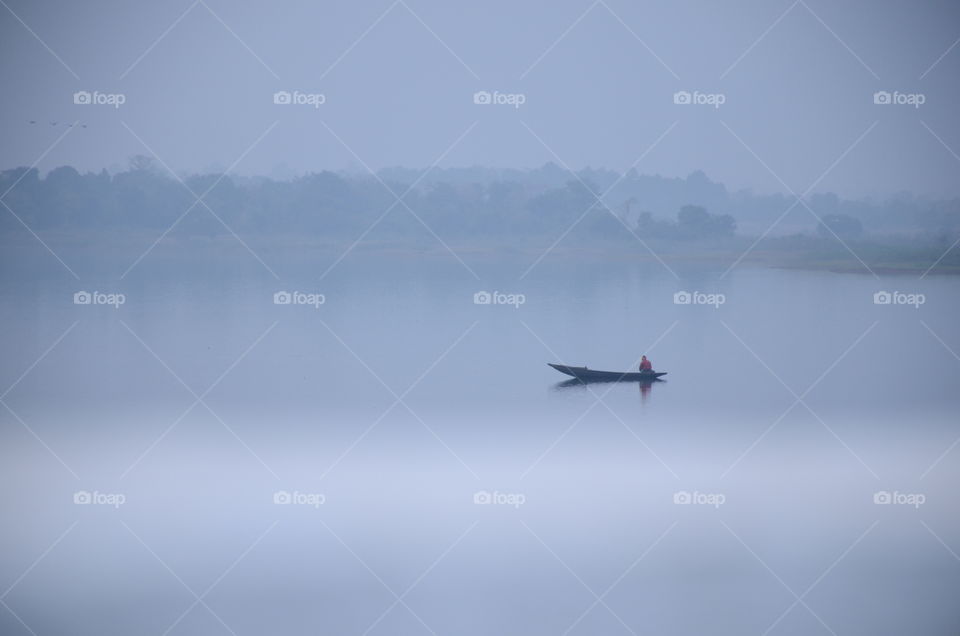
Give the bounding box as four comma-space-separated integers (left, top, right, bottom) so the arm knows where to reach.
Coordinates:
1, 230, 957, 276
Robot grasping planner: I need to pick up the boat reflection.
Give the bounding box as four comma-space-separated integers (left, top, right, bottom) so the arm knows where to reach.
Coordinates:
553, 378, 666, 404
552, 376, 665, 402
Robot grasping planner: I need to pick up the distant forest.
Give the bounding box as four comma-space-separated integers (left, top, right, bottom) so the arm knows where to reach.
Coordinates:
2, 159, 959, 261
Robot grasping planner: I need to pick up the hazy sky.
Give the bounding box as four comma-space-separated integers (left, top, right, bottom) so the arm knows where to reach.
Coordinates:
2, 0, 959, 198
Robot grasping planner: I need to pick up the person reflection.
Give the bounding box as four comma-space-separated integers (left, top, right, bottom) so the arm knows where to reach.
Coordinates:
639, 380, 652, 403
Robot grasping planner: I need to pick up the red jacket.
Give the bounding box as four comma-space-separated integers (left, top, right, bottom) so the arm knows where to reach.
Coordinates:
639, 359, 652, 370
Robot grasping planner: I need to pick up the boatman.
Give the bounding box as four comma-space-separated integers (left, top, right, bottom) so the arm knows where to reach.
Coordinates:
639, 355, 652, 372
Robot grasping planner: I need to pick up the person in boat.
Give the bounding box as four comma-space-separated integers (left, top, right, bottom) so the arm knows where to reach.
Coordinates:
639, 355, 653, 372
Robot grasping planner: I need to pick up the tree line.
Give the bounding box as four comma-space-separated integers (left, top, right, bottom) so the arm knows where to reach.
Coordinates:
1, 159, 957, 246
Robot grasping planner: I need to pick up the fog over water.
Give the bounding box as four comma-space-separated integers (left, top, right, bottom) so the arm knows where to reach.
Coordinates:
1, 245, 958, 635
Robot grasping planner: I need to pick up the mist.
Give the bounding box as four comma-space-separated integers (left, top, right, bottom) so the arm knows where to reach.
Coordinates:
2, 2, 960, 636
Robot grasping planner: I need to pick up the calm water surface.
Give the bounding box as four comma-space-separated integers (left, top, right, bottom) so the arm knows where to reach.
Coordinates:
1, 248, 958, 635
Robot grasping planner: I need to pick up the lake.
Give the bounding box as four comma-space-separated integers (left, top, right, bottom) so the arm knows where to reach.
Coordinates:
1, 244, 958, 635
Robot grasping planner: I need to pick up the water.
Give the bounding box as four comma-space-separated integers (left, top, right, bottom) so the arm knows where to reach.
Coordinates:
1, 246, 958, 635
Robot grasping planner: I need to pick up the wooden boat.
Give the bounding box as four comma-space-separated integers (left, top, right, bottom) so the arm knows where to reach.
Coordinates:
548, 363, 667, 382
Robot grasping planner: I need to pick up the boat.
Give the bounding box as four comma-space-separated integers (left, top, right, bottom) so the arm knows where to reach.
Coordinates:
548, 363, 667, 382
